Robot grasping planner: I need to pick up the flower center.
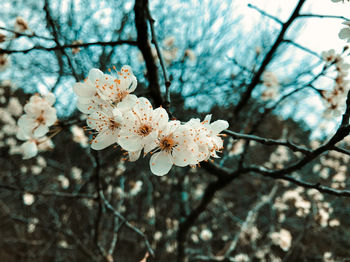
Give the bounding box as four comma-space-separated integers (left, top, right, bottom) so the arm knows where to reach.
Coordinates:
109, 119, 121, 131
137, 124, 152, 137
36, 111, 45, 124
159, 136, 176, 152
112, 91, 129, 105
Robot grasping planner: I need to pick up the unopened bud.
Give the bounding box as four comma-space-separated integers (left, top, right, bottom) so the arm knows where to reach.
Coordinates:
0, 33, 6, 43
15, 16, 29, 32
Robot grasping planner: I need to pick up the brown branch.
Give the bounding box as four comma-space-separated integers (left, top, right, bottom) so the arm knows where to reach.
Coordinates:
134, 0, 163, 107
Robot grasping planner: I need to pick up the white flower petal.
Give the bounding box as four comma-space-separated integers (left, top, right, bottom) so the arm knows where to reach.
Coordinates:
135, 97, 152, 116
73, 82, 96, 97
210, 120, 229, 134
16, 127, 30, 141
118, 134, 143, 152
117, 94, 137, 112
43, 108, 57, 126
91, 131, 117, 150
88, 68, 104, 84
339, 28, 350, 40
33, 125, 49, 138
150, 151, 173, 176
204, 114, 212, 123
143, 131, 159, 154
18, 115, 36, 130
153, 107, 169, 129
21, 141, 38, 159
172, 148, 190, 167
129, 150, 141, 162
76, 101, 92, 114
44, 93, 56, 105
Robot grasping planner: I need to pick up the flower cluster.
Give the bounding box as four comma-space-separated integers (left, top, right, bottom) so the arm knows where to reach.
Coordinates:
261, 71, 280, 100
16, 93, 57, 159
73, 66, 229, 175
321, 49, 350, 117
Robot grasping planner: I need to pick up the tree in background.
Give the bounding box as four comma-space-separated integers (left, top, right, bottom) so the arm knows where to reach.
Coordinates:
1, 0, 350, 261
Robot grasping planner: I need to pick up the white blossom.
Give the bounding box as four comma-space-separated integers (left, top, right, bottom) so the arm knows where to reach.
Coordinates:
186, 115, 228, 163
23, 193, 35, 206
262, 71, 279, 88
17, 93, 57, 138
339, 21, 350, 42
150, 121, 198, 176
118, 97, 168, 154
20, 140, 38, 159
200, 228, 213, 241
7, 97, 23, 116
70, 125, 89, 147
87, 107, 123, 150
270, 228, 292, 251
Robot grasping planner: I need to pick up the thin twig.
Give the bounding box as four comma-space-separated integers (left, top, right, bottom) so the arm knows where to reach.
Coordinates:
247, 3, 283, 24
146, 7, 172, 115
0, 40, 137, 54
223, 129, 311, 154
0, 183, 97, 199
283, 39, 322, 59
0, 26, 55, 41
298, 14, 350, 21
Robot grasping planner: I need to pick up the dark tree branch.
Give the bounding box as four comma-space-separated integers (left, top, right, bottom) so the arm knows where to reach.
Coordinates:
134, 0, 163, 107
247, 166, 350, 197
90, 150, 108, 260
223, 129, 311, 154
0, 40, 137, 54
332, 146, 350, 156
